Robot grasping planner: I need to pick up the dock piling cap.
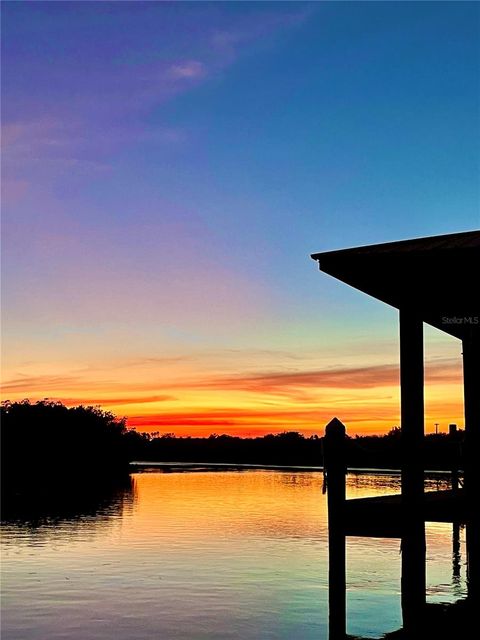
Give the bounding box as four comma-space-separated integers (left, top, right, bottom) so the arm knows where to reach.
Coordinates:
325, 417, 346, 437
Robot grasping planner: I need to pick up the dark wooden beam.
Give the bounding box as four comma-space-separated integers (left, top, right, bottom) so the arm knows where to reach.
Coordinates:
399, 309, 426, 630
463, 331, 480, 604
324, 418, 347, 640
400, 309, 425, 504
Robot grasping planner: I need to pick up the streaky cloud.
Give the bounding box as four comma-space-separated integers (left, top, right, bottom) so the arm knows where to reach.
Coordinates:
173, 358, 461, 393
58, 395, 176, 407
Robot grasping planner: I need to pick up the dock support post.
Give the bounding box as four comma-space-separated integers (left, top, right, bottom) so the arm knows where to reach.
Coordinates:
449, 424, 459, 492
399, 309, 426, 632
324, 418, 347, 640
463, 331, 480, 605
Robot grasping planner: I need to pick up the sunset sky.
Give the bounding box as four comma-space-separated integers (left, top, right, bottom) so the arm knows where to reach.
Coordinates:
2, 1, 478, 436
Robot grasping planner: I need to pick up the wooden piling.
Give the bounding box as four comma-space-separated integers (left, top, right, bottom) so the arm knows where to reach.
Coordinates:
324, 417, 347, 640
463, 331, 480, 605
399, 309, 426, 632
449, 424, 459, 493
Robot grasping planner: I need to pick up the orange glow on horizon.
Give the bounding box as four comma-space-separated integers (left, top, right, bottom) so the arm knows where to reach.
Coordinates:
1, 335, 465, 438
1, 378, 464, 439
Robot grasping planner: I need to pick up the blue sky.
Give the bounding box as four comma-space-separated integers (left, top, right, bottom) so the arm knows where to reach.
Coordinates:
2, 1, 478, 434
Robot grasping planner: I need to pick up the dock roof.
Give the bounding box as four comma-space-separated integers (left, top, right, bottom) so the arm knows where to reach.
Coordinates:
311, 230, 480, 340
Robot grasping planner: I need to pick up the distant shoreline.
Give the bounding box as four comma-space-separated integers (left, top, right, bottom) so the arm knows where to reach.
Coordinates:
130, 461, 461, 476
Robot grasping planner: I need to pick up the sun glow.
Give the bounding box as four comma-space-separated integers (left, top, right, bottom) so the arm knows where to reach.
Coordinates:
1, 340, 464, 437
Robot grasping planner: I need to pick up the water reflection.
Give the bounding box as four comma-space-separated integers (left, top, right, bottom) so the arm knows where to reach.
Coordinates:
346, 472, 453, 496
1, 477, 135, 544
1, 471, 468, 640
452, 523, 462, 594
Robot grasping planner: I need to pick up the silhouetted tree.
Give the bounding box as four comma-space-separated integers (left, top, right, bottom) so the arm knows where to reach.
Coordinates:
1, 400, 149, 498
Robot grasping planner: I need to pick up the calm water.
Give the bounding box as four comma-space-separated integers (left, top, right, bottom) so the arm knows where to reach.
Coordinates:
1, 471, 467, 639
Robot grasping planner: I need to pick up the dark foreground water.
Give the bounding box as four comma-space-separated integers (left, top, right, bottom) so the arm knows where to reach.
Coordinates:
1, 471, 467, 639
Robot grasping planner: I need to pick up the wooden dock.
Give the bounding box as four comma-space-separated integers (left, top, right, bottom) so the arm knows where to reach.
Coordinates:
312, 233, 479, 637
344, 489, 467, 538
322, 418, 476, 639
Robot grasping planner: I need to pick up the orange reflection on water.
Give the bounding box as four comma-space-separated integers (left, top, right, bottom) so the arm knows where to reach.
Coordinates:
127, 471, 328, 543
2, 470, 467, 640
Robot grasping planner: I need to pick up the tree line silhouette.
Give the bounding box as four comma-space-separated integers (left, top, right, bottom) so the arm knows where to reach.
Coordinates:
1, 400, 464, 485
134, 427, 462, 471
1, 399, 134, 480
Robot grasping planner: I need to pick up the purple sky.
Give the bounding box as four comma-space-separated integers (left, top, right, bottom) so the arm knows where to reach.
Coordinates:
2, 1, 478, 434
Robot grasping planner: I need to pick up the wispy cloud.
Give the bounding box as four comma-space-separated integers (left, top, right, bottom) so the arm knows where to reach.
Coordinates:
1, 357, 461, 402
172, 358, 462, 396
210, 7, 312, 61
2, 4, 312, 173
59, 395, 175, 407
168, 60, 207, 80
196, 364, 401, 393
1, 374, 83, 393
0, 374, 165, 395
